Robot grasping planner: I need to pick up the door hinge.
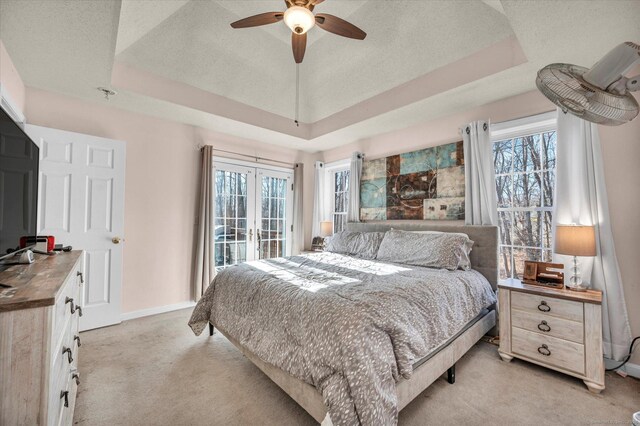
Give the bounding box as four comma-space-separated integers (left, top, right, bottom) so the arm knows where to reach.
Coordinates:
291, 224, 294, 232
291, 183, 294, 191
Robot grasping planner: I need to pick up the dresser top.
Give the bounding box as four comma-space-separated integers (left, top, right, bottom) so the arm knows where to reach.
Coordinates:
498, 278, 602, 304
0, 251, 82, 312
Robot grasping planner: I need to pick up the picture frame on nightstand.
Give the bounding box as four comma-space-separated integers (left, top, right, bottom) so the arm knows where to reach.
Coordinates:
523, 262, 538, 281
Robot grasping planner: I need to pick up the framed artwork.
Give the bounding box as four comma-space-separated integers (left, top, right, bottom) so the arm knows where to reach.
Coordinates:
359, 141, 465, 220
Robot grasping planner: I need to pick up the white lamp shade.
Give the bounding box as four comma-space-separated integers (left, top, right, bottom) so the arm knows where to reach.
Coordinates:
555, 225, 596, 257
320, 221, 333, 237
283, 6, 315, 34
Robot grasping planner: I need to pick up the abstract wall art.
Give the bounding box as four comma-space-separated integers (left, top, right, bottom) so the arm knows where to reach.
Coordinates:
360, 141, 465, 221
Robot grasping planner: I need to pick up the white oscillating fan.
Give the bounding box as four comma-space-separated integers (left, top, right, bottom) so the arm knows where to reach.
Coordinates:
536, 42, 640, 126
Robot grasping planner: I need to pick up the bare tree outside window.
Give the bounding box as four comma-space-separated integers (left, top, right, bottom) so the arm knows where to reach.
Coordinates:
333, 170, 350, 233
493, 131, 556, 280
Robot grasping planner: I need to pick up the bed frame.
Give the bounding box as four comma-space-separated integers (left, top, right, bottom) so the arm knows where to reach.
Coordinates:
210, 221, 498, 425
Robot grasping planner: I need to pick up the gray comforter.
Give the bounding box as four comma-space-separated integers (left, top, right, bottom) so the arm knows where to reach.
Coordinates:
189, 252, 496, 426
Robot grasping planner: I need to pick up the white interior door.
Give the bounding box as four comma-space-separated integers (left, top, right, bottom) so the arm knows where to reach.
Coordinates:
26, 124, 125, 331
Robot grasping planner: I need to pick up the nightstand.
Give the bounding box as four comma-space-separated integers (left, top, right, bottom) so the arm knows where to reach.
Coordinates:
498, 279, 605, 393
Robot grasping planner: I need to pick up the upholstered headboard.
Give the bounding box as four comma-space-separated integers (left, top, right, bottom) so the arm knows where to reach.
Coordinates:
345, 221, 499, 290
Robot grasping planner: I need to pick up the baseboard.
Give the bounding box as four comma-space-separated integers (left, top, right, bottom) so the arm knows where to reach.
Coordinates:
622, 362, 640, 379
121, 301, 196, 322
604, 358, 640, 379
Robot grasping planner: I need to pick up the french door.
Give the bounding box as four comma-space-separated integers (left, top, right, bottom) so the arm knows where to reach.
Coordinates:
213, 160, 293, 270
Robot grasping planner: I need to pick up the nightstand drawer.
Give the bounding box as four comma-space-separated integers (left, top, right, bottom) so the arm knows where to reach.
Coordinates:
511, 308, 584, 344
512, 291, 583, 323
512, 328, 585, 375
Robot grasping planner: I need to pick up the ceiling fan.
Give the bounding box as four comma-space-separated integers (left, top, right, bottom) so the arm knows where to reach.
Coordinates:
230, 0, 366, 64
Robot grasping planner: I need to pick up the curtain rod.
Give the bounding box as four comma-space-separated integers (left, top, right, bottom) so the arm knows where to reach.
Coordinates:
200, 146, 295, 167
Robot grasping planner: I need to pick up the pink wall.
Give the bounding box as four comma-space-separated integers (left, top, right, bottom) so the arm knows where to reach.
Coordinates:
0, 40, 26, 116
599, 117, 640, 365
24, 88, 306, 314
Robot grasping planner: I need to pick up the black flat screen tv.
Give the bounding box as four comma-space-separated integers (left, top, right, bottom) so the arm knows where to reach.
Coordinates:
0, 107, 39, 260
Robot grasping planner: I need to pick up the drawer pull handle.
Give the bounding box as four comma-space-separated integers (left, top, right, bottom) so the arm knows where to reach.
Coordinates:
537, 301, 551, 312
77, 271, 84, 284
72, 373, 80, 386
537, 344, 551, 356
74, 335, 81, 347
76, 305, 83, 317
65, 297, 75, 315
62, 347, 73, 363
538, 321, 551, 332
60, 390, 69, 408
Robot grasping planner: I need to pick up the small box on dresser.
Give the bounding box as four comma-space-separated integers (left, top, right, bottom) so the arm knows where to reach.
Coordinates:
498, 279, 605, 394
0, 251, 84, 426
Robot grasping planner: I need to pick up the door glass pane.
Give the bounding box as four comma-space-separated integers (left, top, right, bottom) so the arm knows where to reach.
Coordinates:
214, 168, 250, 271
258, 175, 288, 260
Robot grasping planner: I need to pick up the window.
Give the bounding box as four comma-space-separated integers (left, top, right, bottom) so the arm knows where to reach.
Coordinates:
492, 114, 556, 281
324, 160, 350, 234
332, 169, 350, 233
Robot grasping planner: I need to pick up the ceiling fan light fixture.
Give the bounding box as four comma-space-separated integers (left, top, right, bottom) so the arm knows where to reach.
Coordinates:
284, 6, 315, 35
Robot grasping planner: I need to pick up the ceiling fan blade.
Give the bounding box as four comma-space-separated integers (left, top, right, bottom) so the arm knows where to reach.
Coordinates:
230, 12, 283, 29
315, 14, 366, 40
311, 0, 325, 5
292, 32, 307, 63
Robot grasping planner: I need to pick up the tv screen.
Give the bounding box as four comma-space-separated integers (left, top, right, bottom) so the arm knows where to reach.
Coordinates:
0, 107, 39, 260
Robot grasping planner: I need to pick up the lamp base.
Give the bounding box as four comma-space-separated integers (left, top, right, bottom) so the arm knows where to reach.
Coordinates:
566, 256, 588, 292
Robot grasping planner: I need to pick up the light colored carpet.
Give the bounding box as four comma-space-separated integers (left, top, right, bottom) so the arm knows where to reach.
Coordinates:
74, 308, 639, 425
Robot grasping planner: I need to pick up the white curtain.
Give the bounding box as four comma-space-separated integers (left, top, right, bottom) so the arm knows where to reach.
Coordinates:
554, 110, 632, 361
193, 145, 215, 300
292, 163, 304, 254
347, 152, 363, 222
463, 120, 498, 225
312, 161, 325, 237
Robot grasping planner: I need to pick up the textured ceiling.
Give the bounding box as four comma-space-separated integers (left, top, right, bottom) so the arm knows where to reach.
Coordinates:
116, 0, 514, 122
1, 0, 639, 152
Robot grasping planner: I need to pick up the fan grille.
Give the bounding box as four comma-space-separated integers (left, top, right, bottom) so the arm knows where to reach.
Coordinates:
536, 63, 639, 126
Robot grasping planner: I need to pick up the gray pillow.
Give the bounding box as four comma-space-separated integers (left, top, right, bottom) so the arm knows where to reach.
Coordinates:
324, 231, 386, 260
376, 229, 471, 270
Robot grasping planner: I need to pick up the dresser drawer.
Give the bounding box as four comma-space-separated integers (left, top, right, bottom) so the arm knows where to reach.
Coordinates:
49, 326, 79, 425
48, 331, 73, 426
511, 308, 584, 344
56, 369, 78, 426
512, 327, 585, 375
511, 291, 583, 322
52, 264, 82, 349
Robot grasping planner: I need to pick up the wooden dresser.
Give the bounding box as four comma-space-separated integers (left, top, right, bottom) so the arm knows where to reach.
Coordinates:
0, 251, 84, 425
498, 279, 604, 393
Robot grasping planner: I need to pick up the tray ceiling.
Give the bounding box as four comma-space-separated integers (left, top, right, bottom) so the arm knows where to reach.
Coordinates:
1, 0, 639, 152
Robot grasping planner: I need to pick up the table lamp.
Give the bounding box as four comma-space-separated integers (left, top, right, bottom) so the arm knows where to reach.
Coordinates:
320, 221, 333, 238
554, 224, 596, 291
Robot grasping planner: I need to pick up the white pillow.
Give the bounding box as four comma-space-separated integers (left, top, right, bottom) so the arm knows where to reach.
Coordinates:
382, 229, 474, 270
377, 229, 473, 270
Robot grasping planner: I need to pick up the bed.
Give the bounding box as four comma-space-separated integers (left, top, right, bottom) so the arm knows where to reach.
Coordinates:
189, 222, 498, 425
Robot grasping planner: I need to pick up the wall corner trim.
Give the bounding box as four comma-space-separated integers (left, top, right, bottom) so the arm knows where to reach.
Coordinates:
0, 82, 26, 125
121, 301, 196, 322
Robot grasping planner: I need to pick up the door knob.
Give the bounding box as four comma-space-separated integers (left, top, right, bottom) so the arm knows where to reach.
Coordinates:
112, 236, 123, 244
